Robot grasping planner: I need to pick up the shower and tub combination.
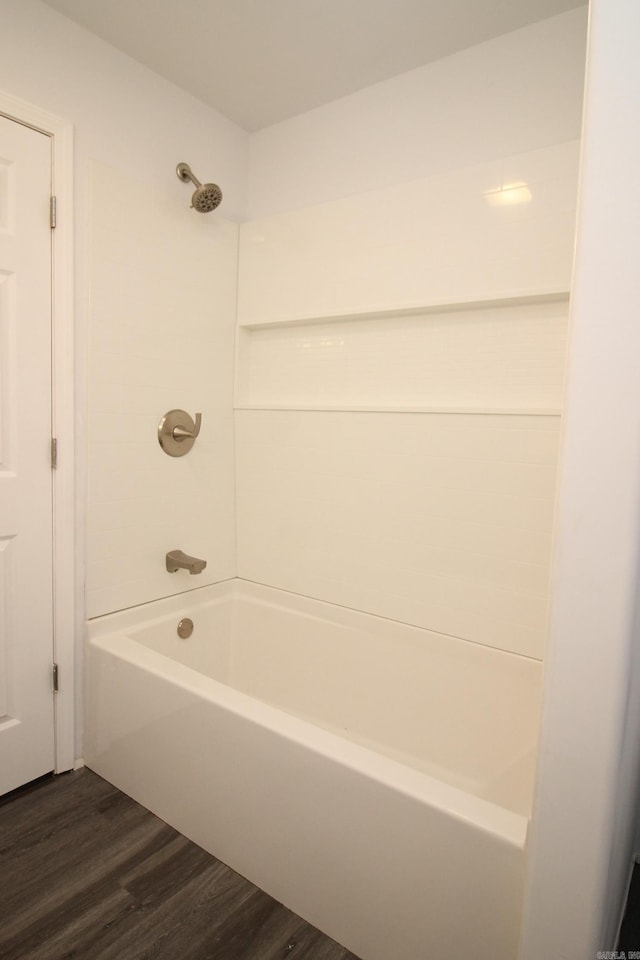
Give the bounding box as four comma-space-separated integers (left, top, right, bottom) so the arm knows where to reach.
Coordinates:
84, 160, 550, 960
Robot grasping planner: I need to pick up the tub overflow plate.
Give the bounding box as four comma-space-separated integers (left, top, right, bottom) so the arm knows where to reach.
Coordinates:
177, 617, 194, 639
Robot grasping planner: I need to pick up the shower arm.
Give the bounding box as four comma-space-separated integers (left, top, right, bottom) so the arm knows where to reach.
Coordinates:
176, 162, 202, 188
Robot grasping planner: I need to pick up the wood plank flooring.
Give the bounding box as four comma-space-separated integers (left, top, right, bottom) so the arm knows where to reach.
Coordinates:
619, 860, 640, 952
0, 769, 360, 960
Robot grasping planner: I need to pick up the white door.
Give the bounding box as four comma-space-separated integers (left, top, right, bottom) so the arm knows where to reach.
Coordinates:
0, 114, 54, 795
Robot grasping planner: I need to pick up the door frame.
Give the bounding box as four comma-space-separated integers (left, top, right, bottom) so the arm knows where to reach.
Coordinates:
0, 91, 75, 774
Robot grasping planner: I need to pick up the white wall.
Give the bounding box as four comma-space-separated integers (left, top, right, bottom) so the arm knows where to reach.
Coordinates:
235, 9, 586, 662
247, 8, 587, 219
0, 0, 249, 755
0, 0, 248, 221
236, 410, 561, 660
519, 0, 640, 955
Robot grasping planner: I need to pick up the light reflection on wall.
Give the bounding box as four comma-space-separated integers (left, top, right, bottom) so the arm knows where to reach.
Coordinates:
484, 181, 532, 206
299, 338, 346, 349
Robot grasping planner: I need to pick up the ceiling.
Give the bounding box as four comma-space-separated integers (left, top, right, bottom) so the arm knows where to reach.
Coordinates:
41, 0, 585, 131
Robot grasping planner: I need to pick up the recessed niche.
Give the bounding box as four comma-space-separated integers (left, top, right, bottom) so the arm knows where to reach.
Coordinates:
235, 295, 569, 414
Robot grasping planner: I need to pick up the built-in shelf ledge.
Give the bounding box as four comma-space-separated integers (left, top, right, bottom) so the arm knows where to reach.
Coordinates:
234, 404, 562, 416
238, 291, 571, 330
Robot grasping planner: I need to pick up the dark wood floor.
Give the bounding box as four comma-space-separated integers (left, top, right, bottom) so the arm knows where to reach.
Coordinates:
0, 768, 360, 960
619, 860, 640, 952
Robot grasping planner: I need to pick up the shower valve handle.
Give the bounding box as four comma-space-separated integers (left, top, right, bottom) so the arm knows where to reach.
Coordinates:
158, 409, 202, 457
172, 412, 201, 441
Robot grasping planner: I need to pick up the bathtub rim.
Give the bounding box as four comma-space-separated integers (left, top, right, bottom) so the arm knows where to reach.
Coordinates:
88, 576, 543, 668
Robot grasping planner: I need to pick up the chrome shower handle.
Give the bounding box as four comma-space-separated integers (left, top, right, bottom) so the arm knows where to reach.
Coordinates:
172, 412, 201, 441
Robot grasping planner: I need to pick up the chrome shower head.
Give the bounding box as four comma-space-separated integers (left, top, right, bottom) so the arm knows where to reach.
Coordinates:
176, 162, 223, 213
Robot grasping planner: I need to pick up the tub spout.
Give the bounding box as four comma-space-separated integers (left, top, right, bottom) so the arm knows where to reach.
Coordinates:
166, 549, 207, 575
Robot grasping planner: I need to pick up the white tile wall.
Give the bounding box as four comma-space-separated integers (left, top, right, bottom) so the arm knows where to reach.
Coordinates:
236, 298, 568, 413
235, 411, 560, 660
235, 135, 573, 660
238, 141, 580, 325
86, 162, 238, 618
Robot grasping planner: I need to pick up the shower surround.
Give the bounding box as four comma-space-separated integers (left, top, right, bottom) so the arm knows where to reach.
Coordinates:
83, 11, 587, 959
85, 141, 577, 960
85, 110, 578, 960
86, 161, 238, 619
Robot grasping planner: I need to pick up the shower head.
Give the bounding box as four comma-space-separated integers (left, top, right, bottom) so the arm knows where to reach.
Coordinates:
176, 162, 223, 213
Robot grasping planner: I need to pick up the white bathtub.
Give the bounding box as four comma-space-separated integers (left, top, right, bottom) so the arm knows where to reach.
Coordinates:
84, 579, 542, 960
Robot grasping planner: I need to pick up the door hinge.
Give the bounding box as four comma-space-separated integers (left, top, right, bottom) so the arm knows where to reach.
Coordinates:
52, 663, 59, 693
50, 437, 58, 469
50, 195, 57, 229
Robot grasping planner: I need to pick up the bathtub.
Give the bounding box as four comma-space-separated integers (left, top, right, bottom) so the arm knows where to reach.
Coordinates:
84, 579, 542, 960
